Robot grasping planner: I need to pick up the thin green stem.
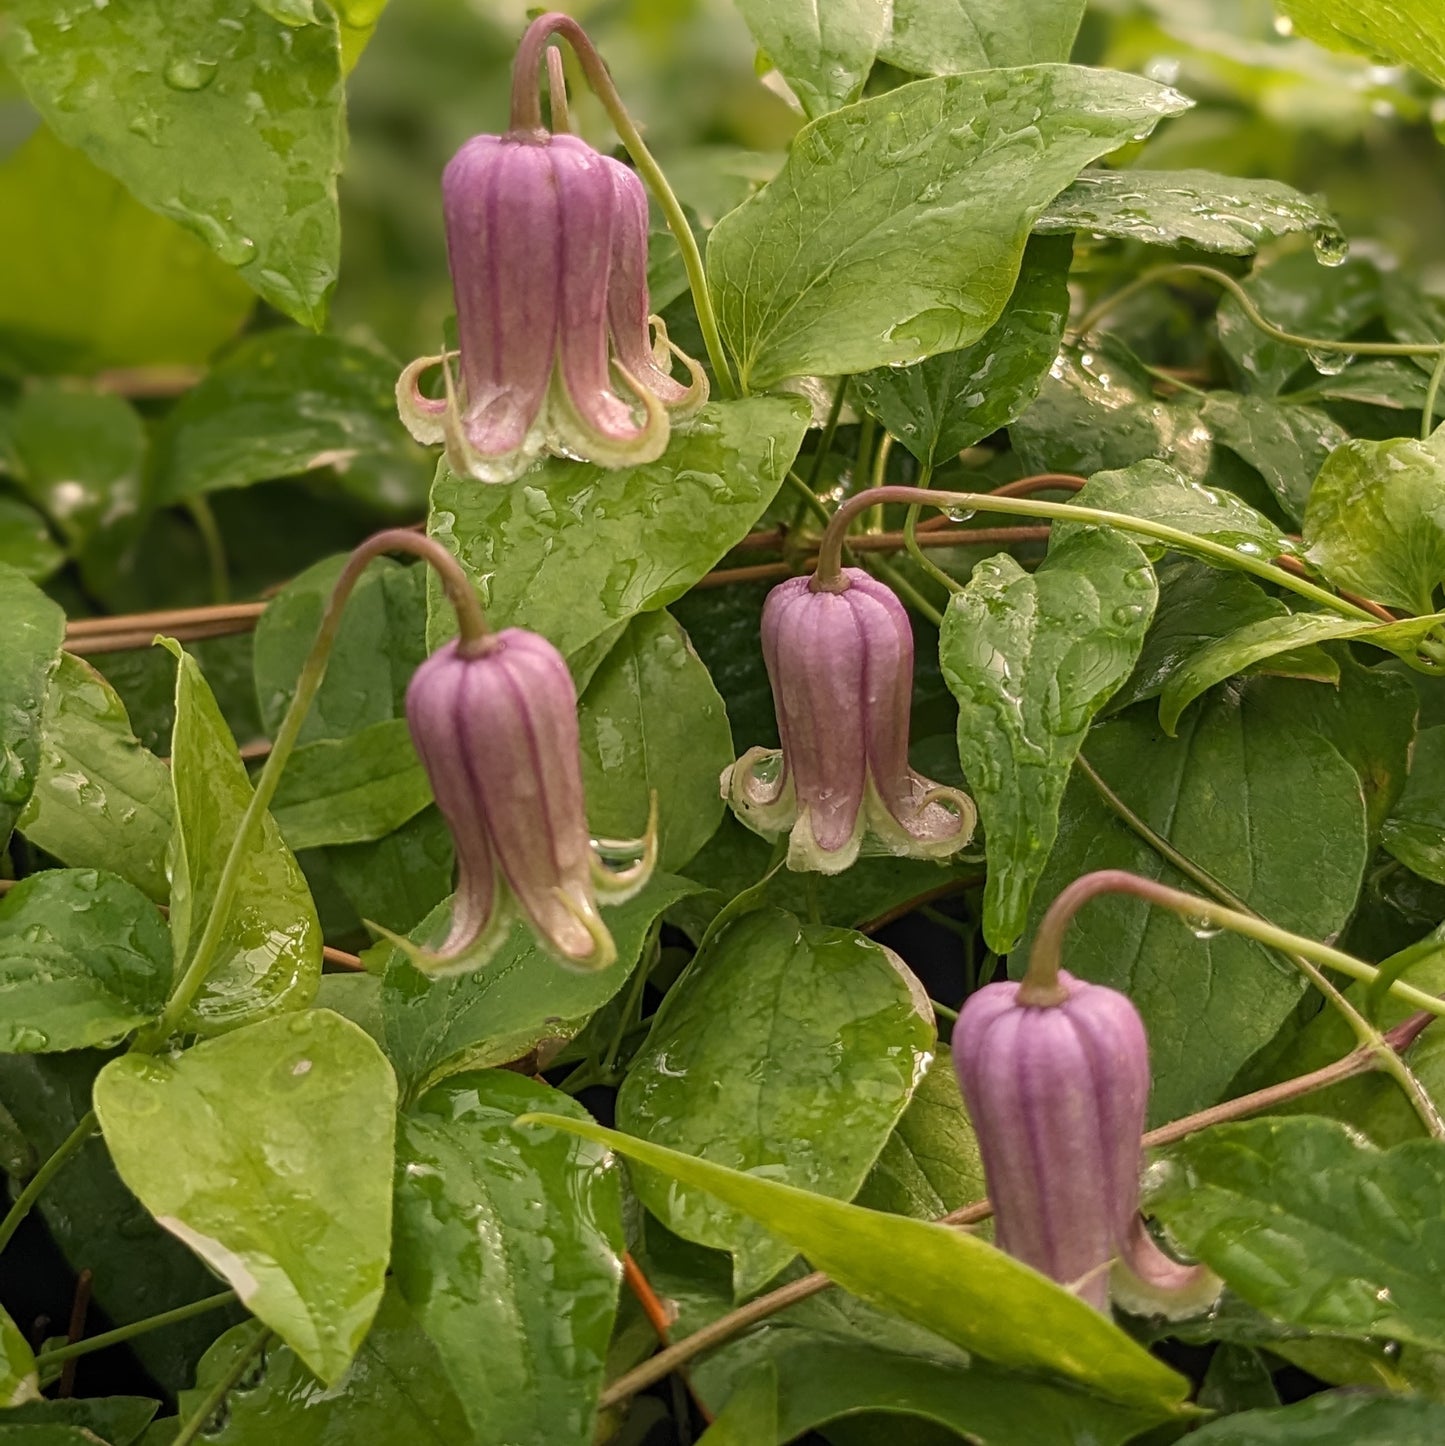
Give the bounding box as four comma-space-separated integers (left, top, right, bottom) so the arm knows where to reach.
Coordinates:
901, 462, 962, 595
509, 14, 737, 396
867, 431, 892, 533
866, 552, 945, 626
545, 45, 571, 134
1423, 346, 1445, 442
185, 498, 230, 606
785, 468, 833, 528
805, 379, 848, 493
172, 1324, 270, 1446
35, 1290, 238, 1368
601, 934, 657, 1080
811, 484, 1374, 620
136, 530, 487, 1049
0, 1110, 95, 1256
930, 999, 959, 1023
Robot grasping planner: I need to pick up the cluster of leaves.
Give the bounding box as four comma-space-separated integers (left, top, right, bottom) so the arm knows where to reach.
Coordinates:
5, 1, 1445, 1444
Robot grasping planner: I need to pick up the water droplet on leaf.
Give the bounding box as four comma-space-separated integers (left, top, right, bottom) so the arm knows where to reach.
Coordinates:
163, 57, 218, 91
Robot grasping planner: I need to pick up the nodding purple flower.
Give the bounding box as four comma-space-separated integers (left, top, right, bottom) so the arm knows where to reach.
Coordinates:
720, 567, 976, 873
954, 971, 1219, 1316
396, 131, 706, 484
402, 629, 654, 974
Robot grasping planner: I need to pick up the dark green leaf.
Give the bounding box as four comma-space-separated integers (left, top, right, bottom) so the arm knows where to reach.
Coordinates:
162, 641, 321, 1032
852, 235, 1073, 467
706, 69, 1188, 389
151, 332, 429, 509
670, 580, 779, 752
617, 907, 935, 1293
18, 654, 173, 902
577, 610, 732, 873
1198, 1344, 1280, 1415
880, 0, 1085, 75
1277, 0, 1445, 88
1291, 358, 1445, 419
380, 875, 701, 1099
1150, 1117, 1445, 1352
1303, 430, 1445, 614
93, 1009, 397, 1385
0, 1429, 103, 1444
2, 1, 344, 326
0, 869, 169, 1052
394, 1073, 623, 1446
1200, 393, 1347, 524
0, 498, 63, 581
2, 1400, 158, 1445
325, 807, 455, 939
0, 563, 65, 844
697, 1364, 777, 1445
1188, 1393, 1445, 1444
733, 0, 887, 117
940, 528, 1157, 952
1022, 693, 1368, 1122
1383, 725, 1445, 882
428, 398, 809, 659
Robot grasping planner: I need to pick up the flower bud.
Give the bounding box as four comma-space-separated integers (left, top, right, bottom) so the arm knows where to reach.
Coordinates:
720, 568, 975, 873
953, 971, 1219, 1315
397, 132, 705, 484
402, 629, 654, 973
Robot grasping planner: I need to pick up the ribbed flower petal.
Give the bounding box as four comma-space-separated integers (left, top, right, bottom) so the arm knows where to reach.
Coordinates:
720, 747, 797, 839
1112, 1219, 1222, 1321
395, 354, 451, 446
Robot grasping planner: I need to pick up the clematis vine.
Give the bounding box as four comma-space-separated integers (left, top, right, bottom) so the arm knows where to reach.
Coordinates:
397, 13, 707, 483
721, 567, 976, 873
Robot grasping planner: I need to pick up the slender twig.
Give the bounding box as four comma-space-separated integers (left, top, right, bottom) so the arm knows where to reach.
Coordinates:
1272, 556, 1395, 622
804, 378, 849, 493
0, 1111, 97, 1255
35, 1289, 238, 1369
171, 1324, 270, 1446
58, 1268, 93, 1397
624, 1252, 676, 1342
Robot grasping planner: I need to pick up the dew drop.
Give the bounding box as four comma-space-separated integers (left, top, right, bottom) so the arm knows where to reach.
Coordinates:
1307, 348, 1353, 376
1184, 913, 1223, 940
1312, 228, 1350, 267
163, 57, 218, 91
944, 506, 976, 523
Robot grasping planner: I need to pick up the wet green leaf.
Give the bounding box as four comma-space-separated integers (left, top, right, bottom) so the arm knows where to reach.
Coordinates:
1278, 0, 1445, 89
2, 1399, 158, 1445
151, 332, 429, 510
617, 907, 936, 1295
521, 1113, 1193, 1415
1150, 1117, 1445, 1352
379, 875, 701, 1100
0, 498, 62, 581
325, 807, 454, 940
0, 1428, 103, 1444
1, 1304, 39, 1407
163, 641, 321, 1032
1382, 725, 1445, 883
0, 869, 169, 1052
1188, 1393, 1445, 1444
18, 653, 173, 902
428, 398, 809, 659
734, 0, 887, 117
0, 126, 252, 375
93, 1009, 396, 1385
880, 0, 1085, 75
2, 1, 345, 327
577, 610, 732, 873
940, 528, 1157, 953
697, 1364, 777, 1445
852, 235, 1073, 468
393, 1073, 623, 1446
1036, 169, 1338, 255
707, 68, 1187, 389
1303, 429, 1445, 614
0, 563, 65, 845
1021, 693, 1368, 1122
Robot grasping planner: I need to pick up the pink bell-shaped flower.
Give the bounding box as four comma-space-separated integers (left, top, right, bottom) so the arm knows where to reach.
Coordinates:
400, 628, 655, 973
396, 125, 705, 483
954, 970, 1220, 1316
721, 567, 976, 873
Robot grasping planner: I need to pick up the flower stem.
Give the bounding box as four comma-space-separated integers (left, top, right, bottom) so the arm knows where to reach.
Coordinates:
136, 530, 487, 1050
902, 462, 963, 595
0, 1110, 96, 1256
1423, 345, 1445, 443
172, 1324, 270, 1446
34, 1290, 238, 1368
511, 13, 737, 398
545, 46, 571, 134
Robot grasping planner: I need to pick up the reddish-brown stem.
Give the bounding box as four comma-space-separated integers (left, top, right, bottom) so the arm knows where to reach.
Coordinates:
58, 1268, 93, 1398
1274, 555, 1396, 622
623, 1252, 676, 1342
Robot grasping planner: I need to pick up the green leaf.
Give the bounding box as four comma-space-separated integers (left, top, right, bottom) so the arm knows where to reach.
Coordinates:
393, 1073, 623, 1446
1303, 430, 1445, 615
0, 126, 252, 374
93, 1009, 397, 1385
852, 235, 1073, 467
0, 499, 63, 582
428, 398, 809, 659
171, 1287, 475, 1445
577, 610, 732, 873
270, 719, 431, 852
380, 875, 701, 1100
1278, 0, 1445, 89
0, 869, 169, 1052
617, 907, 935, 1294
1021, 693, 1369, 1122
2, 1, 345, 327
940, 528, 1157, 953
706, 68, 1188, 390
1, 1303, 39, 1407
519, 1114, 1192, 1415
1199, 393, 1347, 524
1150, 1117, 1445, 1352
1051, 458, 1293, 562
18, 653, 174, 903
1383, 726, 1445, 883
2, 1400, 158, 1444
162, 641, 321, 1032
325, 807, 455, 940
1188, 1393, 1445, 1445
734, 0, 887, 117
697, 1364, 777, 1445
0, 563, 65, 845
151, 332, 429, 509
0, 1429, 103, 1444
1035, 169, 1340, 256
880, 0, 1085, 74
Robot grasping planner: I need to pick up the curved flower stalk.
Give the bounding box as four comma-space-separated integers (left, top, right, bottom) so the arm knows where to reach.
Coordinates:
721, 567, 976, 873
396, 26, 706, 483
401, 629, 656, 974
954, 968, 1220, 1317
